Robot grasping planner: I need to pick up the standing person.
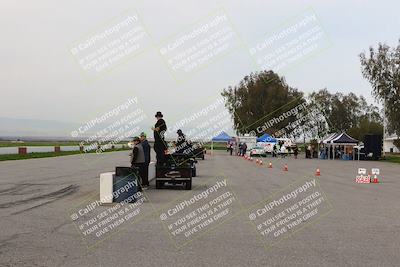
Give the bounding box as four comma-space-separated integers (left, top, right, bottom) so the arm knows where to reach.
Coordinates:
306, 144, 312, 159
152, 111, 167, 166
140, 132, 150, 189
242, 142, 247, 156
176, 129, 194, 155
130, 137, 145, 191
294, 145, 299, 159
280, 144, 286, 158
175, 129, 187, 154
229, 143, 233, 155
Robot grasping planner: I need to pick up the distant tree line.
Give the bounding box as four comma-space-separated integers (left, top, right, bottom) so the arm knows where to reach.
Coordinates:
222, 39, 400, 146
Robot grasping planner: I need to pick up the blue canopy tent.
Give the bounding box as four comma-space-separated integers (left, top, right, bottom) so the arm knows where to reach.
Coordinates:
257, 133, 277, 143
211, 131, 233, 154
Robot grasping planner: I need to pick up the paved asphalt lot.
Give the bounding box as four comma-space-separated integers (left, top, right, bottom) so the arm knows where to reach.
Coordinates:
0, 150, 399, 267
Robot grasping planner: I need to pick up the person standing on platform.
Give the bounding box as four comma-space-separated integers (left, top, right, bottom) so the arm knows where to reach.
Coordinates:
152, 111, 167, 166
140, 132, 150, 189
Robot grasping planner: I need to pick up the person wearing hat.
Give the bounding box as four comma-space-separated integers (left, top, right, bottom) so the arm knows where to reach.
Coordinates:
152, 111, 167, 165
175, 129, 186, 154
140, 132, 150, 188
130, 136, 145, 190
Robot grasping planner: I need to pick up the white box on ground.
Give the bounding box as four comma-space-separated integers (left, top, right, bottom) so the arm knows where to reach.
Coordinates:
372, 168, 380, 175
358, 168, 367, 175
149, 162, 156, 182
100, 172, 114, 204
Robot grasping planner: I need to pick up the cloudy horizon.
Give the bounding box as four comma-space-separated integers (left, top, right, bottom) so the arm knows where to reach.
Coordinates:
1, 0, 399, 137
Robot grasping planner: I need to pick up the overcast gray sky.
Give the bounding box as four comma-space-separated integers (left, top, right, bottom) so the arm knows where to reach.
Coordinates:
1, 0, 399, 137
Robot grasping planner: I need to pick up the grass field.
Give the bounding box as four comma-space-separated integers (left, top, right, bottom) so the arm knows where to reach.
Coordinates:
0, 141, 130, 147
0, 147, 130, 161
0, 141, 81, 147
383, 154, 400, 164
1, 140, 398, 163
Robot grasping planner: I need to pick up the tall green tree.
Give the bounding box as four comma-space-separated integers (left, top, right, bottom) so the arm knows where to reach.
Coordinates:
360, 40, 400, 137
221, 71, 304, 137
306, 89, 383, 141
301, 89, 333, 140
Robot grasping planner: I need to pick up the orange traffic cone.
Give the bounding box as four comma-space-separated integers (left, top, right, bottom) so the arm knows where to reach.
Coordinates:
283, 164, 288, 171
259, 160, 263, 166
256, 159, 259, 164
268, 162, 273, 168
315, 168, 321, 176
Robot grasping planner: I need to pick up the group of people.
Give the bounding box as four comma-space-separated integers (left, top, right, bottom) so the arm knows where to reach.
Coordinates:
305, 144, 318, 159
238, 142, 248, 156
130, 132, 151, 190
226, 139, 300, 159
319, 145, 352, 159
270, 141, 299, 158
130, 111, 195, 189
130, 111, 166, 190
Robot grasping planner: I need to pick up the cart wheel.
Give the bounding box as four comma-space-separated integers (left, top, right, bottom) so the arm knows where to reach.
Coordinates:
156, 180, 162, 189
185, 180, 192, 190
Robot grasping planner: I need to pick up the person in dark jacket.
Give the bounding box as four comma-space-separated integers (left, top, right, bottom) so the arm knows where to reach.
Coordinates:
152, 111, 167, 165
242, 143, 247, 156
140, 132, 150, 188
272, 144, 276, 157
130, 136, 145, 191
293, 146, 299, 159
229, 143, 233, 155
175, 129, 187, 154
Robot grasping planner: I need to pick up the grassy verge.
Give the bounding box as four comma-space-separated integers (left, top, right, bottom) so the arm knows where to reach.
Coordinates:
0, 148, 130, 162
0, 141, 128, 147
382, 154, 400, 164
0, 141, 81, 147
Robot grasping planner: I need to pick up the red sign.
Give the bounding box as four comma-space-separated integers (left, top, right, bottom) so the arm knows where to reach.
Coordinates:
356, 175, 370, 183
